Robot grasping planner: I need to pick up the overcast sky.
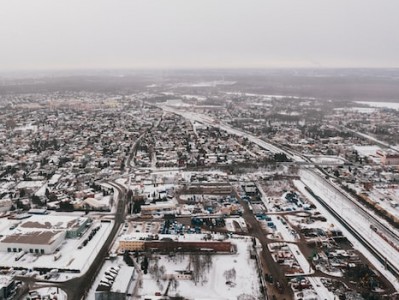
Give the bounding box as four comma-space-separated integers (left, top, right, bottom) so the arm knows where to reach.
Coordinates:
1, 0, 399, 70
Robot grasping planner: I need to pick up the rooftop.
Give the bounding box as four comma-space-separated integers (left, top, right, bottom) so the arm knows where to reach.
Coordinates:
111, 266, 135, 293
0, 275, 13, 288
19, 215, 88, 230
1, 230, 64, 245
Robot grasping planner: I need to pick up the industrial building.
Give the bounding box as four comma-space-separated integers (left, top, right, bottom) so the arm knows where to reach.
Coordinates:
119, 234, 233, 253
95, 266, 136, 300
0, 214, 89, 254
0, 275, 15, 300
0, 230, 65, 254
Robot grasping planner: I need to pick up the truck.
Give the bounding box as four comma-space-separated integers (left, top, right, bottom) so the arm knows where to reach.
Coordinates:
15, 251, 25, 261
54, 252, 62, 261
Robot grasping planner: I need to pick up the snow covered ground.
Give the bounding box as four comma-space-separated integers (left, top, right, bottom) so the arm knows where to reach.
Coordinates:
307, 277, 335, 300
286, 244, 313, 275
353, 145, 382, 157
295, 173, 399, 291
270, 215, 298, 243
86, 256, 129, 300
140, 237, 261, 300
336, 107, 377, 113
366, 187, 399, 221
23, 287, 67, 300
355, 101, 399, 110
349, 129, 397, 150
308, 155, 346, 165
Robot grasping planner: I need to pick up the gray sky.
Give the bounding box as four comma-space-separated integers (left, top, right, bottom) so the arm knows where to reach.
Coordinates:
1, 0, 399, 70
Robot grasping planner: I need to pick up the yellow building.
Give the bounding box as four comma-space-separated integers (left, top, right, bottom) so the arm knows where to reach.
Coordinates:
119, 237, 145, 251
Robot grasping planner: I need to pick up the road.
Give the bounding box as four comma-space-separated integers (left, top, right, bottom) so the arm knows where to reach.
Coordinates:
235, 189, 292, 299
126, 133, 145, 170
338, 126, 399, 153
60, 181, 127, 299
158, 104, 291, 156
158, 105, 399, 291
15, 180, 127, 300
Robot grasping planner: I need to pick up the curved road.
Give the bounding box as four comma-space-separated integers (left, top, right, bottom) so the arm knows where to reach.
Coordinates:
59, 181, 126, 299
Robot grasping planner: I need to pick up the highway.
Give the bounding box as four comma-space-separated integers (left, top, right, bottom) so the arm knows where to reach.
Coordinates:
159, 104, 291, 156
160, 106, 399, 290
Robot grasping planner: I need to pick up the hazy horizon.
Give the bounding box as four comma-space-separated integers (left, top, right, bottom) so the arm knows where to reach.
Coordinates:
1, 0, 399, 71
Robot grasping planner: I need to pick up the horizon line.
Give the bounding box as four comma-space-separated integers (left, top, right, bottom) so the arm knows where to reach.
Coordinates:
1, 66, 399, 75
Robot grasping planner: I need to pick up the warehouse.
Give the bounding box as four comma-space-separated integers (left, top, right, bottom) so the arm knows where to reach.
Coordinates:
95, 266, 136, 300
0, 230, 65, 254
18, 214, 89, 238
0, 214, 89, 255
0, 275, 15, 300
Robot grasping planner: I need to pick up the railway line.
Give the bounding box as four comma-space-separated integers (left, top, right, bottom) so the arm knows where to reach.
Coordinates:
160, 106, 399, 289
308, 169, 399, 246
304, 184, 399, 279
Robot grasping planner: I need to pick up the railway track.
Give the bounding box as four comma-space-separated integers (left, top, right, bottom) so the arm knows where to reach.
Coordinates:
304, 185, 399, 279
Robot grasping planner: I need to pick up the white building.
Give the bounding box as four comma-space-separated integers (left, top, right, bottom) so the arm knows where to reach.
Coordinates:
0, 275, 15, 299
0, 214, 89, 254
95, 266, 136, 300
0, 230, 65, 254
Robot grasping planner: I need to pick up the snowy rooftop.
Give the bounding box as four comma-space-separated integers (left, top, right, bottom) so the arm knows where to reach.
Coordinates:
15, 181, 44, 189
19, 214, 88, 231
120, 233, 225, 243
353, 145, 381, 157
83, 197, 109, 209
111, 266, 135, 293
1, 230, 64, 245
0, 275, 13, 288
0, 220, 113, 273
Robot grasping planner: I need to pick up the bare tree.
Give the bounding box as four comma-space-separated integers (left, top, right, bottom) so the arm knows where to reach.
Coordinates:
223, 268, 236, 282
203, 254, 213, 271
171, 277, 179, 291
189, 254, 201, 285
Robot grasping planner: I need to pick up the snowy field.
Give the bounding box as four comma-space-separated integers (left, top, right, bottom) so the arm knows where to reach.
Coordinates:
86, 256, 128, 300
336, 107, 377, 113
367, 187, 399, 221
353, 145, 381, 157
355, 101, 399, 110
309, 155, 346, 165
140, 237, 261, 300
